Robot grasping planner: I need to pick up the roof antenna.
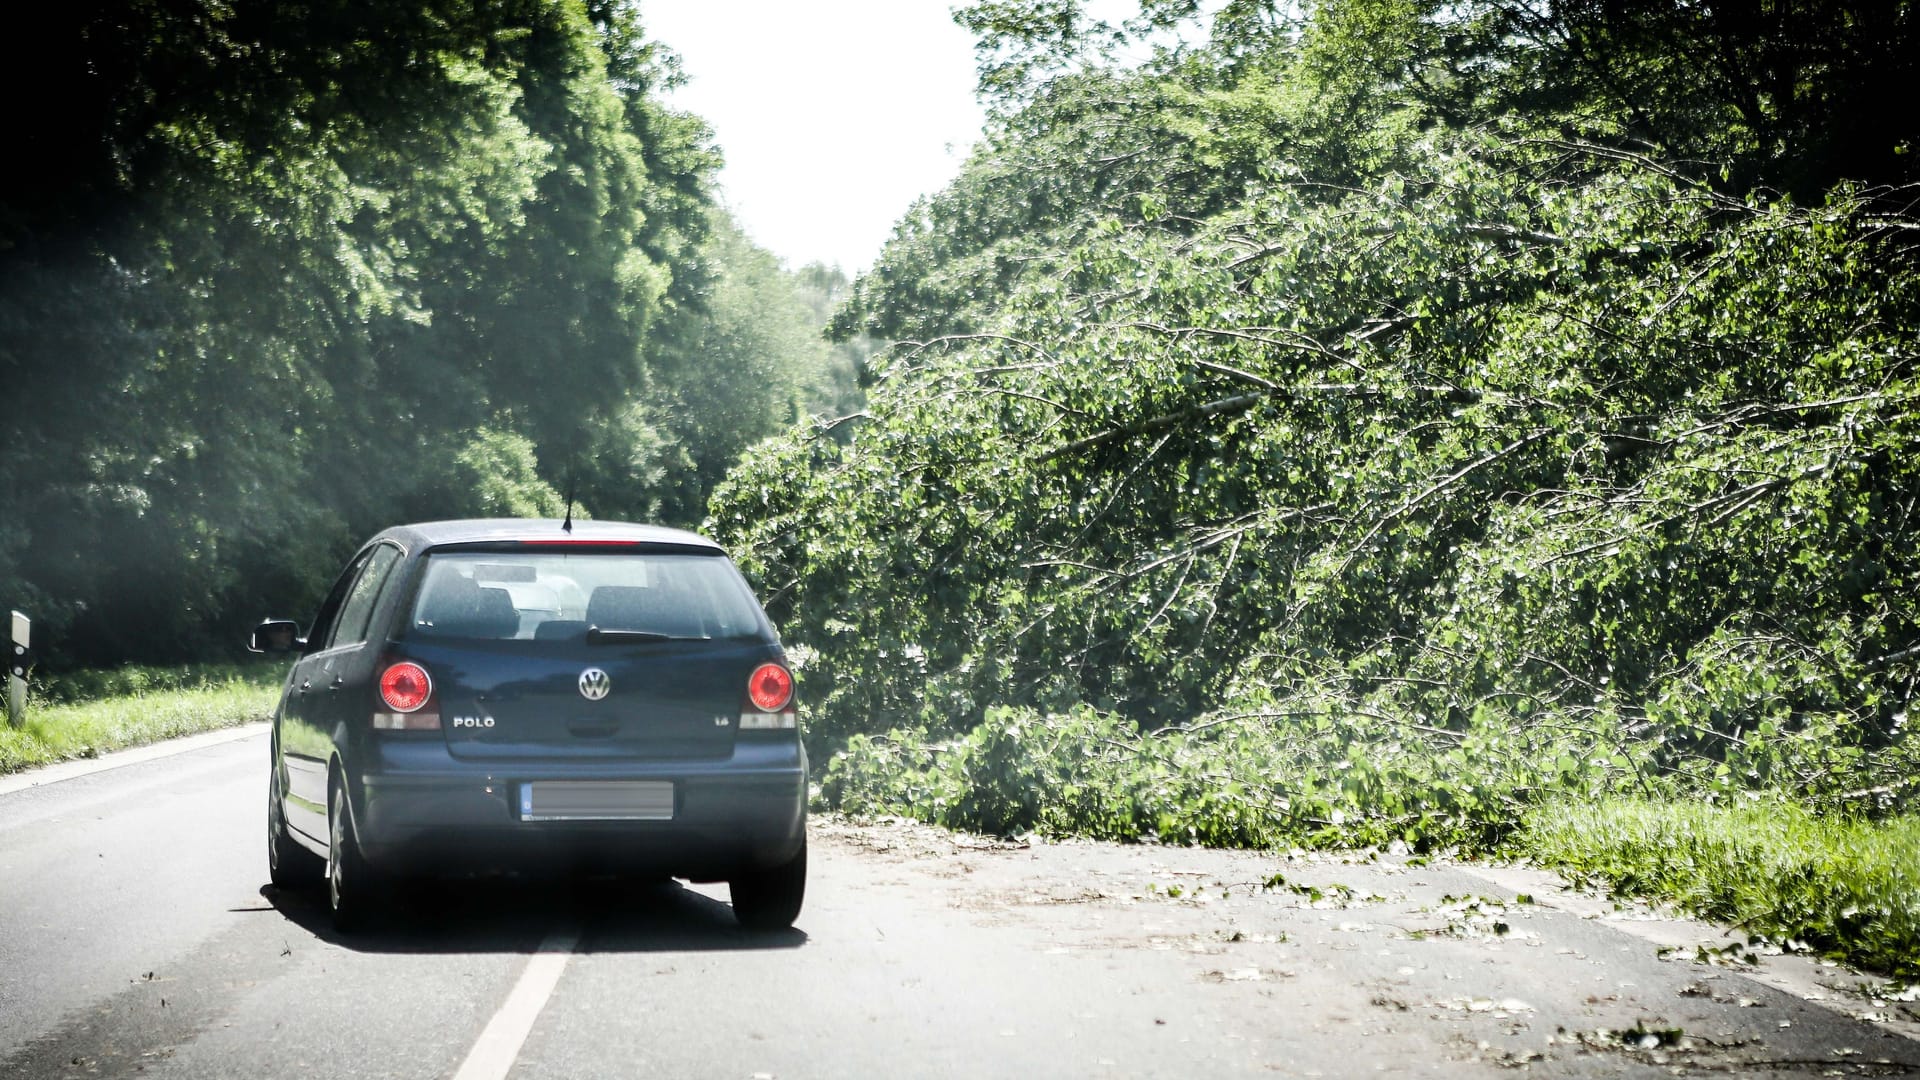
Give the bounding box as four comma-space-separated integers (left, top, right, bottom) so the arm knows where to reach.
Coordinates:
561, 468, 577, 534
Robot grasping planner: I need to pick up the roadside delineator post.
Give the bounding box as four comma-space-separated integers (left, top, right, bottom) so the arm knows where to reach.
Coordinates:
8, 610, 29, 727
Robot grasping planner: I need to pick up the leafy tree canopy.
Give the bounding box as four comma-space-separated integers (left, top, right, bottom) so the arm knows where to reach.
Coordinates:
715, 0, 1920, 826
1, 0, 851, 665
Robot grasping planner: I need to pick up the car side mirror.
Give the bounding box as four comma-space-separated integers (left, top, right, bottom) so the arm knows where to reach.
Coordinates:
250, 619, 303, 654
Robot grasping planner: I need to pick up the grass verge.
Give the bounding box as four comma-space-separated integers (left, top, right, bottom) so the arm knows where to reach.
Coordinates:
1522, 798, 1920, 981
1, 667, 281, 775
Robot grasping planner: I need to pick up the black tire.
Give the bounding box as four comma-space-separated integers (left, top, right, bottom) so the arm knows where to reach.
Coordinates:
729, 839, 807, 931
267, 767, 322, 889
327, 774, 383, 932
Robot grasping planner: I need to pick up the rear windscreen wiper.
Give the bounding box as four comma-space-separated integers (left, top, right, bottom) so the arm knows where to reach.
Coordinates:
587, 627, 710, 644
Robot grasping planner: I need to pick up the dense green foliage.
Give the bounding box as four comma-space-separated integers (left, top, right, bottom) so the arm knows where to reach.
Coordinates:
711, 0, 1919, 859
1525, 800, 1920, 980
2, 1, 854, 666
821, 703, 1602, 850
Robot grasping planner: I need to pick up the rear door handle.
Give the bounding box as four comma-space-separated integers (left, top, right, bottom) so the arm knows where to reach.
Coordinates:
327, 676, 345, 693
298, 680, 311, 694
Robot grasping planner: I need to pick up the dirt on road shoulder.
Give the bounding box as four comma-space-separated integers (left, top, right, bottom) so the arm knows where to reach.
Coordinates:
812, 813, 1920, 1078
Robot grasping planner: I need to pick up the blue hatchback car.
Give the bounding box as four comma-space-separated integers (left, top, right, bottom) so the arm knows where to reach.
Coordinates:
249, 519, 807, 931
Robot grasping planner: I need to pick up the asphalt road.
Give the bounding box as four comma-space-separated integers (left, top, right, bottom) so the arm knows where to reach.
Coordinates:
3, 729, 1917, 1079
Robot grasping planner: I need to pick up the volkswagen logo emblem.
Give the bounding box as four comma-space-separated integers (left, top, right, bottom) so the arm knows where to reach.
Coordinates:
578, 667, 611, 701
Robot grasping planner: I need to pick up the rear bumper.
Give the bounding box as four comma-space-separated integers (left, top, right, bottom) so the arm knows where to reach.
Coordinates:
347, 736, 807, 879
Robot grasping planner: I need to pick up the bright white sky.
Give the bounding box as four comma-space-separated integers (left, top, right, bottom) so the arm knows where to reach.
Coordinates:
641, 2, 989, 274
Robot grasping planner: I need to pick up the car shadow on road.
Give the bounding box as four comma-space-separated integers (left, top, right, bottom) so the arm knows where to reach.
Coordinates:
260, 877, 809, 955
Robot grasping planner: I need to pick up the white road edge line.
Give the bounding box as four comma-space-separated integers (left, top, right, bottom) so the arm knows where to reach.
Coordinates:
453, 928, 581, 1080
0, 721, 269, 796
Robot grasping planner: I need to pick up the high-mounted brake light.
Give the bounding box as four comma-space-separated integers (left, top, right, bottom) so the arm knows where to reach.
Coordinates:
379, 662, 433, 712
746, 663, 793, 712
518, 539, 642, 547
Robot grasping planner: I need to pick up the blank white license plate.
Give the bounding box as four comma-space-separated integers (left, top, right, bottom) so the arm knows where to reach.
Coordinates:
520, 781, 674, 821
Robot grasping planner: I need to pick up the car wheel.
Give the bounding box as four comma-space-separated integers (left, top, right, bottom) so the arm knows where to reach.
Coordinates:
729, 839, 806, 931
267, 767, 321, 889
327, 774, 383, 932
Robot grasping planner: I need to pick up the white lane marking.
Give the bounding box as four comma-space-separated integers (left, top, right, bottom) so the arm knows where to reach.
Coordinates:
0, 722, 268, 795
452, 928, 580, 1080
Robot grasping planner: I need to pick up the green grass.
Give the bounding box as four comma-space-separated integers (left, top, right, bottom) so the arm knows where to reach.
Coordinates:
1, 666, 281, 774
1522, 798, 1920, 980
30, 662, 282, 705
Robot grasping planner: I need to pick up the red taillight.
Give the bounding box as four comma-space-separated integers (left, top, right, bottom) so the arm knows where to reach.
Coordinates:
380, 662, 433, 712
747, 663, 793, 712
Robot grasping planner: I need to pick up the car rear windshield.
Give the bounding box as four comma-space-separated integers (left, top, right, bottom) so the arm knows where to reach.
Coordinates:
405, 551, 767, 642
